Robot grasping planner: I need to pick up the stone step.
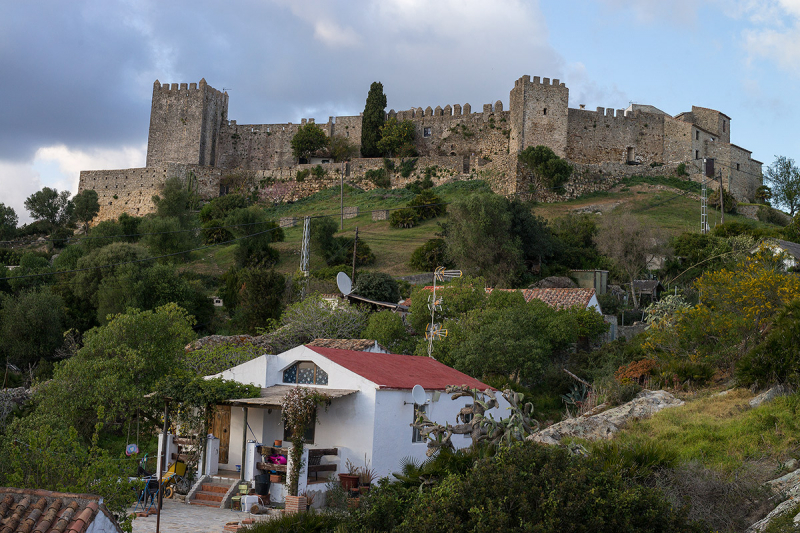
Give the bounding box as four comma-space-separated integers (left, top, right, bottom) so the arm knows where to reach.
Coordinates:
194, 491, 224, 503
189, 499, 222, 508
201, 483, 230, 494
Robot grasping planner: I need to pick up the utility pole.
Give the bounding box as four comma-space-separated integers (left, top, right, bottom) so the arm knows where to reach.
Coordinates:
351, 227, 358, 284
719, 170, 725, 225
340, 163, 345, 231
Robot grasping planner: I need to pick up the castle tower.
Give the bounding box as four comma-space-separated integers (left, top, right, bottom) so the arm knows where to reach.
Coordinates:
508, 76, 569, 157
146, 79, 229, 167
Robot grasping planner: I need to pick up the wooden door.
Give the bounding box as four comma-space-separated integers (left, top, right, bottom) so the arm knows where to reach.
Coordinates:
211, 405, 231, 464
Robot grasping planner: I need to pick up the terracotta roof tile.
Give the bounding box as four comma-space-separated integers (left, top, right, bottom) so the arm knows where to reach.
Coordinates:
407, 287, 597, 311
306, 346, 492, 391
0, 488, 120, 533
306, 339, 388, 352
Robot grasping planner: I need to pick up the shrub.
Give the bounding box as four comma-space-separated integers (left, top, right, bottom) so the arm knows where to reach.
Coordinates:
240, 509, 343, 532
354, 271, 400, 303
295, 168, 310, 182
736, 299, 800, 389
389, 208, 419, 229
676, 162, 688, 176
398, 157, 418, 178
518, 145, 573, 189
757, 205, 789, 226
396, 443, 705, 533
615, 359, 659, 385
409, 238, 449, 271
201, 219, 233, 244
199, 194, 248, 223
708, 188, 737, 213
407, 190, 445, 220
0, 248, 21, 266
365, 168, 391, 188
311, 164, 325, 179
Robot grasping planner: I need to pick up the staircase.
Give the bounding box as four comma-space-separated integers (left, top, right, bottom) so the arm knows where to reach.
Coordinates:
190, 481, 232, 508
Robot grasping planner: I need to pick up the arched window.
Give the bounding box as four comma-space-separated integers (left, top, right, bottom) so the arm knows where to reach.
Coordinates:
283, 362, 328, 385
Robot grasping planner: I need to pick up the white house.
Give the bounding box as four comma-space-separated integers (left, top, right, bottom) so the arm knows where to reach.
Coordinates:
204, 342, 507, 503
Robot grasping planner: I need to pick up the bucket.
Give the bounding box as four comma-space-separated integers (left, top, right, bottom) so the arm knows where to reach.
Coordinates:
254, 473, 271, 495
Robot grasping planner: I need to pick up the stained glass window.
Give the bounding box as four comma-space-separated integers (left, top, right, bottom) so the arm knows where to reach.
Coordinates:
282, 361, 328, 385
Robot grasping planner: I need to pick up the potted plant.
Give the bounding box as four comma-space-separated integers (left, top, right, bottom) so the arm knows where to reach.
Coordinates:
281, 387, 330, 514
338, 459, 361, 495
359, 467, 376, 494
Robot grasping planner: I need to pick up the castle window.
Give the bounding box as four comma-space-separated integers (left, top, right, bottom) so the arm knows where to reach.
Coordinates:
543, 108, 547, 116
723, 121, 726, 133
695, 150, 700, 159
695, 130, 699, 140
736, 163, 740, 171
423, 127, 432, 138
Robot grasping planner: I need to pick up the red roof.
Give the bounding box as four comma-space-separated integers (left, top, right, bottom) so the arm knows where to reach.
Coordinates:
0, 487, 120, 533
306, 346, 491, 390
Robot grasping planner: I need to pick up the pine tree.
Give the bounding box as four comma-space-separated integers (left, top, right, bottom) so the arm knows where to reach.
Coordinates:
360, 82, 387, 158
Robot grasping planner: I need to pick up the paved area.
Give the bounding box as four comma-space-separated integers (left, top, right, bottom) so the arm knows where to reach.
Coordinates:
129, 499, 274, 533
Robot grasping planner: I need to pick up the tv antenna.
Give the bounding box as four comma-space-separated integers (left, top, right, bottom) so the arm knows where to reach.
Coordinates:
426, 266, 462, 358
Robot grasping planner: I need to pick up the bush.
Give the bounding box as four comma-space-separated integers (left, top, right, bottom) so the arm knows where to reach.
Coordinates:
518, 145, 573, 189
0, 248, 21, 266
757, 205, 789, 226
240, 509, 343, 532
676, 163, 688, 176
396, 443, 705, 532
736, 299, 800, 389
708, 188, 737, 213
202, 219, 234, 244
199, 194, 248, 223
398, 157, 418, 178
409, 238, 449, 271
296, 168, 310, 182
311, 164, 325, 179
407, 190, 445, 220
365, 167, 390, 189
354, 271, 400, 303
389, 208, 419, 229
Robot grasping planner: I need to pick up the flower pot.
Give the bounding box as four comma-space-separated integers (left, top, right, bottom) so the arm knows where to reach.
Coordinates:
269, 474, 281, 483
284, 495, 307, 515
273, 439, 282, 447
359, 484, 370, 494
339, 473, 359, 492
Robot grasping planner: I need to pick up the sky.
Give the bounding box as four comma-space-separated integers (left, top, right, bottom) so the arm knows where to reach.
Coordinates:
1, 0, 799, 223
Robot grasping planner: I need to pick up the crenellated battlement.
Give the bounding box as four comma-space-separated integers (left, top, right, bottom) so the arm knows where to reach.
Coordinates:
514, 75, 566, 88
152, 79, 227, 99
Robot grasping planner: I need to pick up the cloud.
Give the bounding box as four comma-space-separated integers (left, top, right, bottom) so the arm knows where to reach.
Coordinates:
596, 0, 703, 23
0, 144, 146, 225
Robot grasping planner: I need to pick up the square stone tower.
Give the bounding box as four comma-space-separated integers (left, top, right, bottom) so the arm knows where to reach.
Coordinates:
508, 75, 569, 157
146, 79, 229, 167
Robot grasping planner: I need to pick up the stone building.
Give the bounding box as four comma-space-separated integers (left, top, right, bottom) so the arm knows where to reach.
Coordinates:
79, 76, 762, 222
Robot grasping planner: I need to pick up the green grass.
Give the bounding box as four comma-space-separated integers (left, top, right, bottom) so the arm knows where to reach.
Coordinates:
608, 389, 800, 471
619, 175, 703, 194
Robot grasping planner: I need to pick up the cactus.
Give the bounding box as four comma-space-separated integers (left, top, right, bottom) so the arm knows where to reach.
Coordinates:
411, 385, 540, 455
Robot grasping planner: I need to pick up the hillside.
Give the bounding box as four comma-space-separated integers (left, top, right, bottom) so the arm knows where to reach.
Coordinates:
182, 175, 779, 280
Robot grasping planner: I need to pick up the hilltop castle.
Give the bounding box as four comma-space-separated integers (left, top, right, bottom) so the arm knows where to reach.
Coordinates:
79, 76, 762, 222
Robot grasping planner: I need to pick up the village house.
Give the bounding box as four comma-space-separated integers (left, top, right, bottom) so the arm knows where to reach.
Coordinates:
162, 342, 508, 507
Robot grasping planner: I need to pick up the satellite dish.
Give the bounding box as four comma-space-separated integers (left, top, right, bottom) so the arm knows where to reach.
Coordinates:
336, 272, 352, 296
411, 384, 427, 405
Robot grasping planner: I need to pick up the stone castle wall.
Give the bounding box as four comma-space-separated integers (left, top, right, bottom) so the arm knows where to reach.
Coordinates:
80, 75, 763, 222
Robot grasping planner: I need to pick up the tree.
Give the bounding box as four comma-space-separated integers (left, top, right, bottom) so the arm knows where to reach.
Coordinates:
377, 118, 416, 157
230, 267, 285, 333
0, 289, 65, 369
290, 123, 328, 163
72, 189, 100, 232
329, 135, 359, 162
139, 215, 197, 261
362, 311, 414, 354
443, 193, 552, 287
225, 207, 284, 268
354, 271, 400, 303
409, 238, 449, 271
277, 293, 369, 346
24, 187, 73, 226
32, 303, 196, 440
0, 203, 18, 240
764, 156, 800, 216
72, 242, 152, 309
361, 82, 387, 158
152, 176, 194, 225
518, 145, 573, 190
594, 212, 664, 308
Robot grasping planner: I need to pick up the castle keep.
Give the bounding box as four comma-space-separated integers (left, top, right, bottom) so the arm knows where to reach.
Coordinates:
79, 76, 762, 222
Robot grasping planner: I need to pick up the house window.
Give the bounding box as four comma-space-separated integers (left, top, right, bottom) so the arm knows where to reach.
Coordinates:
283, 362, 328, 385
284, 411, 315, 443
412, 404, 427, 443
423, 127, 431, 137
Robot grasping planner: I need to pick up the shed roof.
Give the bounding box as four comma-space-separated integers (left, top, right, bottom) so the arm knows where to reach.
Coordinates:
227, 385, 358, 408
307, 346, 491, 391
775, 239, 800, 259
0, 487, 121, 533
407, 286, 597, 310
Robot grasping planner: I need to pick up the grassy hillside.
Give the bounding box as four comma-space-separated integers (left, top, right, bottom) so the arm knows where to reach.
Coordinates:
181, 176, 780, 279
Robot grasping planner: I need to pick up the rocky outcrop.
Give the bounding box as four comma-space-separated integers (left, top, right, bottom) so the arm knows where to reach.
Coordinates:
749, 385, 791, 409
747, 468, 800, 532
528, 390, 684, 445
